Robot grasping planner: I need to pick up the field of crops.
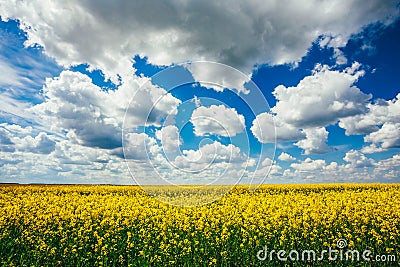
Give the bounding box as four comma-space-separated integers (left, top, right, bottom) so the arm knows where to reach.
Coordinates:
0, 184, 399, 266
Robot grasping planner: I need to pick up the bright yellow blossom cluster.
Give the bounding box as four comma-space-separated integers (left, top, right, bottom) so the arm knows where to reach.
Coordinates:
0, 184, 399, 266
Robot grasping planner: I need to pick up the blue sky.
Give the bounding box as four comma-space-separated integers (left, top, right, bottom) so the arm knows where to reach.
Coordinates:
0, 1, 399, 185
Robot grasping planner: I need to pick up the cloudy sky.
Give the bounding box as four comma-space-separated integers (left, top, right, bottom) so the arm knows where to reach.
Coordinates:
0, 0, 399, 185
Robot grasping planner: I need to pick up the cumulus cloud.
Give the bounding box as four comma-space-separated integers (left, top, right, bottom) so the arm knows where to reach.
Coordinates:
1, 0, 398, 79
0, 123, 55, 154
360, 144, 384, 154
291, 158, 327, 172
261, 157, 274, 167
295, 127, 330, 155
191, 105, 245, 137
272, 63, 371, 128
364, 123, 400, 149
338, 103, 383, 135
250, 112, 304, 143
339, 93, 400, 152
51, 139, 111, 166
375, 154, 400, 170
173, 141, 243, 171
124, 79, 182, 127
250, 157, 282, 179
251, 63, 373, 154
285, 155, 376, 181
155, 125, 182, 154
319, 35, 349, 65
343, 150, 375, 168
0, 151, 23, 167
15, 132, 56, 154
339, 95, 400, 135
0, 127, 15, 152
278, 152, 296, 161
123, 133, 160, 160
0, 137, 133, 184
278, 151, 396, 182
31, 70, 180, 150
185, 62, 250, 94
250, 63, 377, 154
31, 70, 122, 149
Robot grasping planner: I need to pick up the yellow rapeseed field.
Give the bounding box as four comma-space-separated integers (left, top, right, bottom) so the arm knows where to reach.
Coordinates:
0, 184, 399, 266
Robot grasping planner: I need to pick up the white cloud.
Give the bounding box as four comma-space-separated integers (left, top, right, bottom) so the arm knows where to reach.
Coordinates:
1, 0, 398, 79
343, 150, 375, 168
0, 151, 22, 167
148, 140, 248, 184
272, 63, 370, 128
338, 103, 383, 135
375, 154, 400, 171
364, 123, 400, 150
31, 70, 122, 149
123, 132, 160, 160
0, 127, 16, 152
251, 64, 374, 154
339, 95, 400, 135
360, 144, 384, 154
333, 48, 348, 65
185, 62, 250, 94
192, 95, 201, 108
250, 63, 373, 155
0, 137, 134, 184
261, 157, 274, 167
124, 78, 182, 128
244, 156, 310, 186
278, 152, 296, 161
295, 127, 330, 155
250, 112, 304, 143
14, 132, 56, 154
243, 158, 256, 168
339, 93, 400, 152
0, 123, 133, 184
1, 123, 33, 135
280, 151, 397, 182
191, 105, 245, 137
0, 123, 56, 154
319, 35, 348, 65
155, 125, 182, 154
179, 141, 242, 164
0, 59, 21, 87
250, 157, 282, 178
325, 161, 339, 171
291, 158, 327, 172
31, 70, 180, 149
285, 157, 359, 181
51, 139, 111, 166
173, 141, 243, 171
